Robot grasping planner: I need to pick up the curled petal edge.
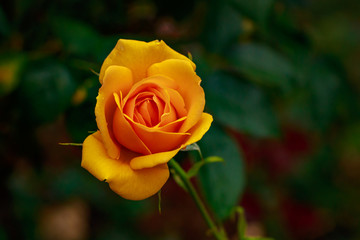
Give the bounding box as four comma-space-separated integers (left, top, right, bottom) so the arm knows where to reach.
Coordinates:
82, 131, 170, 200
130, 113, 213, 170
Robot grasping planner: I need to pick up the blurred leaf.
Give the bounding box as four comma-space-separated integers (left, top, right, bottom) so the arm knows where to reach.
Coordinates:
228, 43, 294, 89
181, 142, 203, 159
50, 166, 107, 203
339, 123, 360, 156
229, 0, 274, 25
187, 156, 224, 178
181, 142, 201, 152
204, 71, 279, 137
0, 6, 10, 36
203, 1, 243, 53
284, 59, 341, 131
51, 16, 100, 57
0, 53, 26, 97
308, 14, 360, 58
20, 59, 75, 123
308, 61, 340, 128
197, 125, 245, 220
288, 146, 340, 209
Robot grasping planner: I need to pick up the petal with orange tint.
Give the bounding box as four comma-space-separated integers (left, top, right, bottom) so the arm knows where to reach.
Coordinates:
99, 39, 195, 84
147, 59, 205, 133
95, 66, 133, 159
82, 131, 169, 200
156, 116, 187, 132
126, 115, 190, 153
158, 100, 177, 127
112, 93, 151, 155
130, 147, 181, 170
122, 75, 179, 127
130, 113, 213, 170
183, 113, 213, 146
166, 88, 187, 118
122, 74, 178, 105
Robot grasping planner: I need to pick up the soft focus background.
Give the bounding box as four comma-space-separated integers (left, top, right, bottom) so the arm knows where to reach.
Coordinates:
1, 0, 360, 239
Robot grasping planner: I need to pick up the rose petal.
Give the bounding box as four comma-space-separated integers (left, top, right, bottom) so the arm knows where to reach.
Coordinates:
130, 148, 181, 170
122, 74, 178, 104
165, 88, 187, 118
99, 39, 195, 84
152, 94, 165, 120
95, 66, 133, 159
126, 114, 190, 153
113, 93, 151, 155
183, 113, 213, 146
130, 113, 213, 170
122, 75, 179, 127
156, 116, 187, 132
147, 59, 205, 133
82, 131, 169, 200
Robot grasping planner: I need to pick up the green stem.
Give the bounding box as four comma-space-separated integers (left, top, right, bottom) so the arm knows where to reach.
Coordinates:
168, 159, 228, 240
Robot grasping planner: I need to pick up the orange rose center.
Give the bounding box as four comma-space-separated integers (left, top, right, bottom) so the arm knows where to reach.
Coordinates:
133, 93, 161, 127
111, 76, 191, 154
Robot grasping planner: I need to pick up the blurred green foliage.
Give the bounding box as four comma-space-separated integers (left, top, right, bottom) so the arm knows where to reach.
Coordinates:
1, 0, 360, 239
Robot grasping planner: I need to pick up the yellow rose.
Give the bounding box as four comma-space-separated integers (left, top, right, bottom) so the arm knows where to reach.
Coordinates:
82, 39, 213, 200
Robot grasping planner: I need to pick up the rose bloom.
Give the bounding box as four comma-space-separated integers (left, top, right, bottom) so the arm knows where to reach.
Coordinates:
82, 39, 213, 200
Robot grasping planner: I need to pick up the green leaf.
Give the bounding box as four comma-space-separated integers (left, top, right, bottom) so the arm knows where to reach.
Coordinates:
181, 142, 203, 159
227, 43, 294, 89
181, 142, 201, 152
204, 71, 279, 137
283, 59, 341, 131
229, 0, 274, 25
197, 125, 245, 220
51, 16, 100, 57
19, 59, 75, 124
187, 156, 224, 178
202, 2, 243, 53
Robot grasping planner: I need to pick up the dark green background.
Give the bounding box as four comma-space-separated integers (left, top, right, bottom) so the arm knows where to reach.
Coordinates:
1, 0, 360, 239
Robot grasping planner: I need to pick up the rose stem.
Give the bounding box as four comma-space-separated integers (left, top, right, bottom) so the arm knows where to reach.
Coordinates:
168, 159, 228, 240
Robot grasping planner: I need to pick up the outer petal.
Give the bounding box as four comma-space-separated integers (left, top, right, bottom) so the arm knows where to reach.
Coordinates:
183, 113, 213, 146
99, 39, 195, 84
130, 113, 213, 170
147, 59, 205, 133
95, 66, 133, 159
82, 131, 169, 200
130, 147, 181, 170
